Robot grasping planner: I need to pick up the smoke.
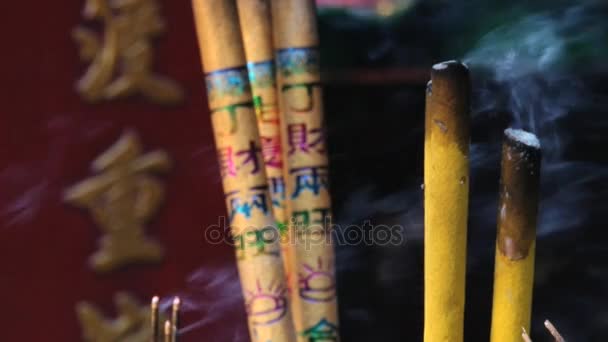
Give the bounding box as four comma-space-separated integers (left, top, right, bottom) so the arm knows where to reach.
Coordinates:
161, 264, 249, 341
463, 2, 608, 236
330, 4, 608, 338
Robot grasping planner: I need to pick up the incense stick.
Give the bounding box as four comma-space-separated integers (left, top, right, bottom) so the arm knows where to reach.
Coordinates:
423, 61, 471, 342
151, 296, 160, 342
164, 320, 171, 342
270, 1, 339, 340
171, 297, 180, 342
544, 320, 565, 342
522, 327, 533, 342
490, 128, 541, 342
236, 0, 294, 294
191, 1, 296, 341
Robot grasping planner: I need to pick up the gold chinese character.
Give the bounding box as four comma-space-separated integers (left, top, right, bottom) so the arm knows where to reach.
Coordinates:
77, 292, 156, 342
73, 0, 184, 104
64, 131, 171, 273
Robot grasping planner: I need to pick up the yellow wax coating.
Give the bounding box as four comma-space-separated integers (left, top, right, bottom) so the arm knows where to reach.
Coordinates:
491, 244, 536, 342
424, 61, 471, 342
191, 1, 295, 341
490, 129, 541, 342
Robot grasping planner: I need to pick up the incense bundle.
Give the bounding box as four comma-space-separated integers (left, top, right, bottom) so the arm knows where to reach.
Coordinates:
491, 128, 541, 342
270, 0, 339, 339
423, 61, 471, 342
150, 296, 180, 342
236, 0, 293, 295
191, 1, 295, 341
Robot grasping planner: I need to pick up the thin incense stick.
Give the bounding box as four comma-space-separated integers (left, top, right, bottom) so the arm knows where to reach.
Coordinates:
164, 320, 171, 342
490, 128, 541, 342
424, 61, 471, 342
171, 297, 180, 342
191, 1, 295, 341
270, 1, 339, 340
151, 296, 160, 342
522, 327, 533, 342
544, 320, 565, 342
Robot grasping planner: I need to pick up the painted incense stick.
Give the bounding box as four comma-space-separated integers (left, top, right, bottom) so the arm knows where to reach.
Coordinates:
490, 128, 541, 342
191, 1, 295, 341
270, 0, 339, 340
236, 0, 293, 292
424, 60, 471, 342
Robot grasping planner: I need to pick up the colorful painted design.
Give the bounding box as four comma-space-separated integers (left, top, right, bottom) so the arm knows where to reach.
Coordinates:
299, 257, 336, 303
205, 67, 250, 103
253, 95, 280, 124
287, 123, 325, 155
301, 318, 339, 342
276, 48, 320, 78
234, 226, 281, 260
261, 135, 283, 168
248, 61, 276, 89
291, 208, 331, 228
225, 185, 270, 222
217, 140, 262, 178
290, 166, 330, 199
269, 177, 286, 209
245, 279, 288, 326
210, 101, 253, 134
281, 82, 322, 114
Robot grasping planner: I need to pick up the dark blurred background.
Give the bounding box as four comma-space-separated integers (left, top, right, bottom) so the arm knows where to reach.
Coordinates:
0, 0, 606, 341
320, 1, 608, 341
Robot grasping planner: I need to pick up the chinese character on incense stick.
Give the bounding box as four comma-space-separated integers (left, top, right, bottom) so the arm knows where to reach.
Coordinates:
235, 0, 294, 300
271, 0, 339, 340
191, 1, 296, 341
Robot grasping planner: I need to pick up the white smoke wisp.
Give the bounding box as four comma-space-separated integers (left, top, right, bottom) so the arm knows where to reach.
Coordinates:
463, 4, 607, 236
160, 264, 249, 341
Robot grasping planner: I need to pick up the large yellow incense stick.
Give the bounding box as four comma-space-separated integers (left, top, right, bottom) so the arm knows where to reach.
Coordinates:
270, 1, 339, 340
424, 61, 471, 342
490, 128, 541, 342
191, 1, 295, 341
236, 0, 294, 298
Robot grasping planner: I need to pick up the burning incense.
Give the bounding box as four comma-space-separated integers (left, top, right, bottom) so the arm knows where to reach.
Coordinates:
491, 128, 541, 342
270, 0, 339, 340
423, 61, 471, 342
171, 297, 180, 342
164, 320, 171, 342
236, 0, 293, 291
191, 1, 295, 341
151, 296, 180, 342
151, 296, 160, 342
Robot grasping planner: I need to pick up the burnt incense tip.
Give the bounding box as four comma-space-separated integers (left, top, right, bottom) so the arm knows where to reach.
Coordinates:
498, 128, 541, 260
432, 60, 465, 70
152, 296, 159, 305
505, 128, 541, 150
172, 297, 181, 307
503, 128, 541, 174
431, 60, 469, 79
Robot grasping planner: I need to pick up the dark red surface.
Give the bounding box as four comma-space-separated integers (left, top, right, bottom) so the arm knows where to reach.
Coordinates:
0, 1, 247, 341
